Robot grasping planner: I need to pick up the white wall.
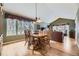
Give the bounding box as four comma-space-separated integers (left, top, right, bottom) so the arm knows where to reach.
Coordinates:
76, 7, 79, 48
39, 22, 48, 28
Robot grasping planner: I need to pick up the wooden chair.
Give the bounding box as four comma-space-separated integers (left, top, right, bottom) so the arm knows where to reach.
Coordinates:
32, 36, 48, 55
24, 30, 33, 49
45, 30, 52, 48
0, 34, 3, 55
32, 38, 38, 54
24, 30, 28, 46
44, 37, 50, 46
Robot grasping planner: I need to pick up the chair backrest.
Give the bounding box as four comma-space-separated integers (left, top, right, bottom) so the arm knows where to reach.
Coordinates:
47, 29, 53, 40
24, 29, 29, 34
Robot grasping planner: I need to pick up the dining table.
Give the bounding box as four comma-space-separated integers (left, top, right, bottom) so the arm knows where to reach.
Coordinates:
31, 33, 48, 55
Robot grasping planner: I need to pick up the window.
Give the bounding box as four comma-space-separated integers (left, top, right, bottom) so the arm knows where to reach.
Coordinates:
6, 18, 33, 36
17, 20, 31, 35
53, 25, 69, 36
17, 20, 24, 35
6, 18, 16, 36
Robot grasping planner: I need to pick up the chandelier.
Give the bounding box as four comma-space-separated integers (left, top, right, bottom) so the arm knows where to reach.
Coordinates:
33, 3, 42, 23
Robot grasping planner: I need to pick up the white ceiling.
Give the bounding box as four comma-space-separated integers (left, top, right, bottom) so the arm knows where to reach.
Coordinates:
3, 3, 78, 23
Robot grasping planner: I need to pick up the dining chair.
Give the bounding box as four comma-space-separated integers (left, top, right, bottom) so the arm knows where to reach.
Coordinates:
24, 30, 29, 45
0, 34, 3, 55
24, 29, 33, 49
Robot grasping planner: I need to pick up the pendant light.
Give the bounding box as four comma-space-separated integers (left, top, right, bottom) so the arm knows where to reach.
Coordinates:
33, 3, 42, 23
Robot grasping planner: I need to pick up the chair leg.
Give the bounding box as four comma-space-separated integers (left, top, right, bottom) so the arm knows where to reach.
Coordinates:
24, 38, 28, 46
24, 41, 27, 46
48, 43, 52, 48
32, 45, 34, 54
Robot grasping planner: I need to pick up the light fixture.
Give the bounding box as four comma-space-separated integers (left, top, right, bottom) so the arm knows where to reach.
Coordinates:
33, 3, 42, 23
0, 3, 3, 15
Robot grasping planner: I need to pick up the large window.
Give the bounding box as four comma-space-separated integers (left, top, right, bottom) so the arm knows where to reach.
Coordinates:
53, 25, 69, 35
17, 20, 33, 35
17, 20, 30, 35
6, 18, 16, 36
6, 18, 33, 36
17, 20, 23, 35
5, 12, 34, 36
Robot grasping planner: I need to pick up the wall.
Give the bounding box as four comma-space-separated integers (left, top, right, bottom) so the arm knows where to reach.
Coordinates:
40, 22, 48, 28
33, 22, 48, 31
76, 8, 79, 48
4, 35, 25, 43
0, 7, 3, 34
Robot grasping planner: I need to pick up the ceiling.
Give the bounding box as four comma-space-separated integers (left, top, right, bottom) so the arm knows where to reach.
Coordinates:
3, 3, 78, 23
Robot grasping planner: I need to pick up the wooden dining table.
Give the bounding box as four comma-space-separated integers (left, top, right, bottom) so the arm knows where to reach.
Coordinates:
32, 34, 47, 39
31, 33, 48, 55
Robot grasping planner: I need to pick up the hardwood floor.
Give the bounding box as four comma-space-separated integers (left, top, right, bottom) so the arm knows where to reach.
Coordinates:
1, 38, 79, 56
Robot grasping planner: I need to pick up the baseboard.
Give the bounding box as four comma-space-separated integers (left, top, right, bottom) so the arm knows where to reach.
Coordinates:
3, 39, 24, 45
